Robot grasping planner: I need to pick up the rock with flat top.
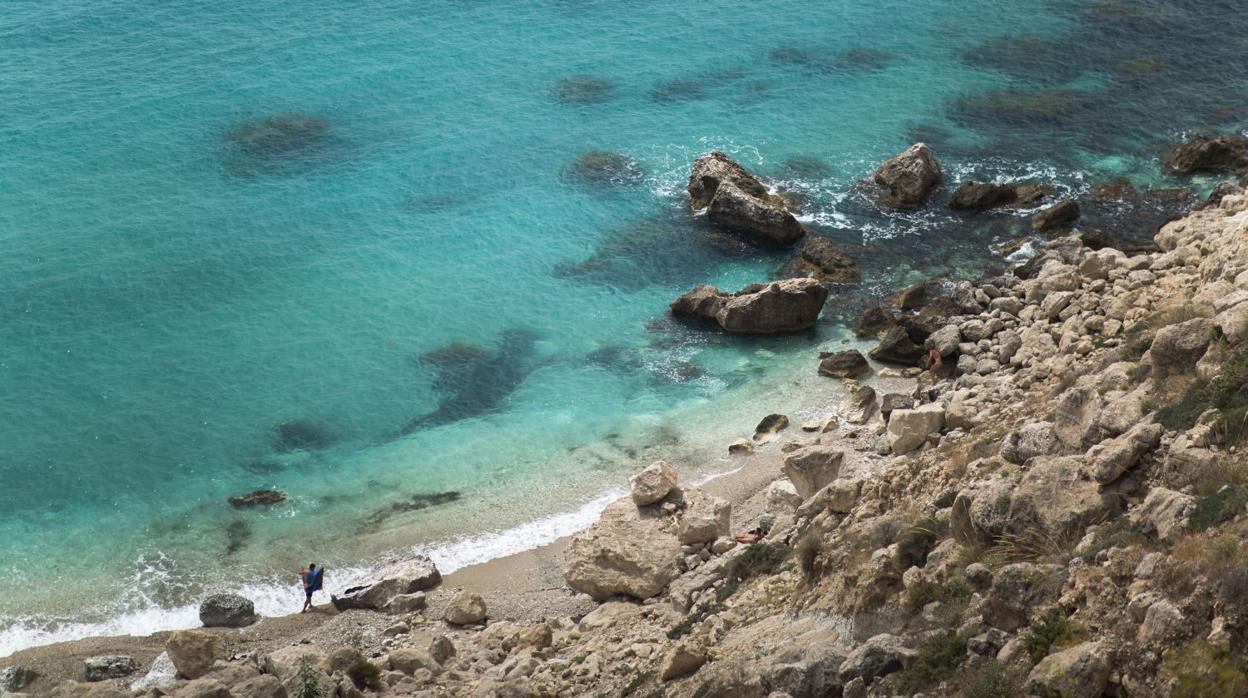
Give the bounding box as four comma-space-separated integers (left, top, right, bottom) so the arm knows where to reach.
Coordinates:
659, 643, 707, 681
678, 490, 731, 544
783, 446, 844, 499
818, 350, 869, 378
886, 403, 945, 455
199, 593, 256, 628
1032, 199, 1080, 231
672, 279, 829, 334
840, 384, 878, 424
1025, 642, 1109, 698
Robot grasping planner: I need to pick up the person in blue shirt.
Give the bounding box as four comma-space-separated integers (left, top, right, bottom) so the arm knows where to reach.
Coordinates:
300, 563, 324, 613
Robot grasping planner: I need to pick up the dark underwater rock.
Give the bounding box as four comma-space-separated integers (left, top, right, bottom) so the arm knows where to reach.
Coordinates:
948, 181, 1053, 212
550, 75, 615, 104
563, 151, 645, 186
1164, 135, 1248, 175
228, 489, 287, 508
362, 492, 462, 529
273, 420, 334, 452
648, 78, 706, 103
402, 330, 540, 433
688, 151, 804, 245
873, 143, 942, 209
1032, 199, 1081, 231
835, 47, 891, 72
225, 520, 251, 555
228, 115, 330, 158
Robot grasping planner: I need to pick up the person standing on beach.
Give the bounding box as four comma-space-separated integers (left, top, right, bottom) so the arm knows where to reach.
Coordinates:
924, 346, 943, 386
300, 563, 324, 613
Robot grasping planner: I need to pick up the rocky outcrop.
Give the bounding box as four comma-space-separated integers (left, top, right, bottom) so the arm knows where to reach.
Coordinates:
1025, 642, 1110, 698
1008, 456, 1118, 538
1085, 421, 1162, 484
818, 350, 869, 378
1164, 135, 1248, 175
198, 593, 256, 628
444, 591, 488, 625
873, 143, 942, 209
886, 403, 945, 455
677, 490, 731, 544
83, 656, 138, 682
564, 499, 682, 600
837, 634, 915, 685
630, 461, 678, 506
783, 446, 844, 499
948, 180, 1052, 211
867, 326, 923, 365
671, 279, 829, 334
983, 563, 1066, 631
783, 236, 860, 283
1130, 487, 1196, 541
688, 151, 804, 245
166, 630, 220, 680
332, 557, 442, 611
1032, 198, 1080, 231
1000, 421, 1056, 464
1145, 316, 1213, 378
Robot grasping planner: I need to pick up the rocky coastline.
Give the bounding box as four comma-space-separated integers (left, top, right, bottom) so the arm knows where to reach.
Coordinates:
7, 140, 1248, 697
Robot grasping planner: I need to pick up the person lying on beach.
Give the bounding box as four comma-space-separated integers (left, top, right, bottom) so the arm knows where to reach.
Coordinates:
735, 527, 768, 544
300, 563, 324, 613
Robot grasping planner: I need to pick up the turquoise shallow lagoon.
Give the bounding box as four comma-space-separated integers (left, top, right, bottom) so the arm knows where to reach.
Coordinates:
1, 0, 1245, 652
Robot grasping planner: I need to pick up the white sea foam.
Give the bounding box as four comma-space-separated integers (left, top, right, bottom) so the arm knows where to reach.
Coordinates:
0, 488, 625, 658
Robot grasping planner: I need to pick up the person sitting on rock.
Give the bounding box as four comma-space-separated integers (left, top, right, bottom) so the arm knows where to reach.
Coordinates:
735, 513, 774, 544
300, 563, 324, 613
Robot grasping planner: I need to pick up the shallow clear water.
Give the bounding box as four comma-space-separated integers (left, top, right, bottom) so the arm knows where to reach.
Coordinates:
2, 0, 1245, 653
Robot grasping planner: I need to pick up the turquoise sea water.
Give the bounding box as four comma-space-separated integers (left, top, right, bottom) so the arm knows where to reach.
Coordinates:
2, 0, 1246, 653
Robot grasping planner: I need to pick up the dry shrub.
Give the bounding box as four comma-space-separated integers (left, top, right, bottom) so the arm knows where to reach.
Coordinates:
1155, 534, 1248, 598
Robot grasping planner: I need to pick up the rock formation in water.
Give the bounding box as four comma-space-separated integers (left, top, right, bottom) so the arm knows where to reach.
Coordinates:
873, 142, 942, 209
670, 278, 828, 334
687, 151, 805, 245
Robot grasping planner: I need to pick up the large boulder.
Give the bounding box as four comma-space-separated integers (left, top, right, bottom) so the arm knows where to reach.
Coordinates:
1024, 642, 1110, 698
332, 556, 441, 611
886, 403, 945, 455
867, 326, 923, 365
1164, 135, 1248, 175
198, 593, 256, 628
1008, 456, 1118, 539
1129, 487, 1196, 541
840, 384, 878, 424
1000, 421, 1057, 465
951, 477, 1016, 544
443, 591, 487, 625
677, 490, 731, 544
659, 643, 707, 681
983, 563, 1066, 631
948, 180, 1051, 211
630, 460, 678, 506
565, 498, 682, 600
671, 279, 829, 334
688, 151, 804, 245
166, 630, 221, 680
1032, 199, 1080, 231
873, 143, 942, 209
1085, 422, 1163, 484
783, 446, 845, 500
172, 679, 232, 698
231, 675, 284, 698
1146, 317, 1214, 378
838, 634, 916, 685
83, 656, 138, 682
1052, 386, 1106, 451
818, 350, 869, 378
784, 236, 860, 283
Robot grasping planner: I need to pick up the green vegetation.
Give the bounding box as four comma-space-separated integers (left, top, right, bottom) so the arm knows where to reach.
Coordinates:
1190, 485, 1248, 531
346, 660, 382, 691
717, 541, 789, 601
1024, 610, 1085, 664
1155, 346, 1248, 443
905, 578, 972, 617
667, 601, 725, 640
895, 631, 968, 693
620, 670, 655, 697
1162, 641, 1248, 698
295, 659, 326, 698
960, 661, 1024, 698
896, 517, 947, 570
